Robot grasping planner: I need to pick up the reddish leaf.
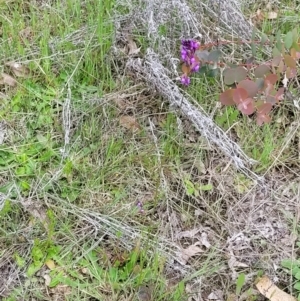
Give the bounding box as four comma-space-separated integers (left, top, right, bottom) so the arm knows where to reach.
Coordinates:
237, 79, 259, 97
257, 112, 271, 126
284, 54, 296, 68
237, 98, 255, 115
278, 60, 286, 73
264, 82, 275, 97
220, 89, 235, 105
255, 78, 265, 90
290, 48, 300, 61
286, 67, 297, 78
275, 87, 285, 102
264, 85, 279, 104
257, 102, 272, 115
265, 74, 278, 85
254, 65, 270, 78
290, 48, 297, 59
272, 56, 282, 67
266, 94, 276, 104
233, 88, 248, 105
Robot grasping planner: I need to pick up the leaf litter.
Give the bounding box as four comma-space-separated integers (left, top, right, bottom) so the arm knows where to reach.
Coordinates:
5, 61, 30, 78
0, 73, 17, 87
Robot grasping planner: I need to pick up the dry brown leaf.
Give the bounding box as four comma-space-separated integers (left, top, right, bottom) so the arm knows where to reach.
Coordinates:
114, 98, 127, 110
45, 259, 55, 270
137, 284, 154, 301
267, 11, 278, 19
255, 9, 264, 21
180, 243, 203, 264
226, 293, 238, 301
5, 61, 30, 77
119, 115, 141, 132
200, 232, 211, 249
256, 275, 296, 301
19, 27, 33, 42
127, 37, 141, 55
176, 228, 201, 239
0, 73, 17, 87
208, 290, 224, 300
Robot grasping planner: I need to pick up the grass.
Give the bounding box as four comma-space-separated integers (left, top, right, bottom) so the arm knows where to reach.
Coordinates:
0, 1, 209, 299
0, 0, 300, 300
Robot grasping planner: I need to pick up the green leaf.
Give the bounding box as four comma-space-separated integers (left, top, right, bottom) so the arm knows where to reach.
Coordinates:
236, 273, 246, 295
251, 43, 256, 57
199, 183, 213, 191
260, 33, 268, 46
281, 259, 300, 275
285, 31, 294, 49
208, 50, 222, 63
0, 199, 11, 216
251, 28, 257, 42
292, 28, 299, 43
49, 271, 64, 287
294, 282, 300, 291
184, 179, 195, 196
272, 47, 281, 57
27, 262, 43, 277
295, 271, 300, 280
14, 253, 26, 268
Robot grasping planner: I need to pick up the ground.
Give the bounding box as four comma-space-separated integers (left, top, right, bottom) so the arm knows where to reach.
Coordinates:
0, 0, 300, 300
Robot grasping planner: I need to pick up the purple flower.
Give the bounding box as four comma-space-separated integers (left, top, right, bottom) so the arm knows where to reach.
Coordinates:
136, 201, 144, 213
181, 39, 200, 51
191, 40, 200, 51
181, 49, 188, 61
181, 39, 192, 49
191, 62, 200, 72
181, 74, 190, 86
180, 39, 200, 86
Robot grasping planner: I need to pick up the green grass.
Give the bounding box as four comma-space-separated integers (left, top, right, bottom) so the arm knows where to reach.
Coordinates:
0, 1, 214, 299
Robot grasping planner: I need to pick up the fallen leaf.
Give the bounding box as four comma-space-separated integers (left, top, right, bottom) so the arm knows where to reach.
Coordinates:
256, 9, 264, 21
119, 115, 141, 132
114, 98, 127, 110
80, 267, 88, 274
137, 284, 154, 301
176, 228, 201, 239
0, 73, 17, 87
200, 232, 211, 249
208, 290, 224, 300
5, 61, 30, 77
127, 36, 141, 55
180, 243, 203, 264
226, 293, 238, 301
19, 26, 33, 42
45, 259, 55, 270
256, 275, 296, 301
267, 11, 278, 19
43, 274, 51, 286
